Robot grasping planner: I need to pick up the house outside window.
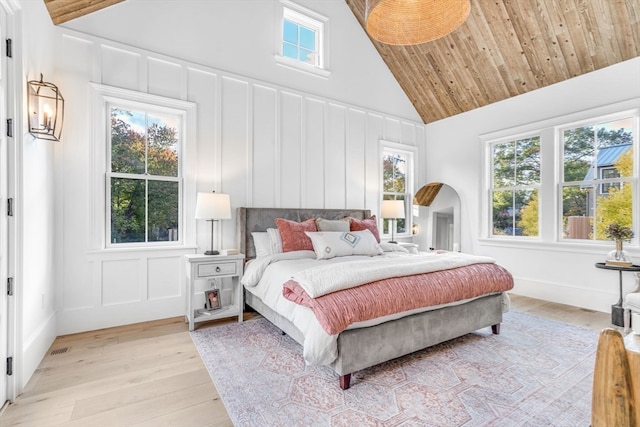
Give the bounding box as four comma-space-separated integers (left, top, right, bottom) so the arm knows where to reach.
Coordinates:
561, 119, 634, 241
483, 104, 638, 246
108, 107, 181, 245
276, 1, 330, 78
381, 142, 415, 240
490, 136, 541, 237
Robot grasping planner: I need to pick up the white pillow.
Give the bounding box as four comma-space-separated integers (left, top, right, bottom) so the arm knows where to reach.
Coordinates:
267, 228, 283, 254
251, 232, 272, 258
305, 230, 383, 260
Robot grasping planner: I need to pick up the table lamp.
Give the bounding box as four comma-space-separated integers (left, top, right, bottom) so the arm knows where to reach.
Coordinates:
381, 199, 405, 244
195, 191, 231, 255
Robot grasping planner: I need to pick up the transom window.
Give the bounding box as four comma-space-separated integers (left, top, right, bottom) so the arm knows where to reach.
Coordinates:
283, 17, 318, 66
276, 1, 329, 77
108, 106, 182, 245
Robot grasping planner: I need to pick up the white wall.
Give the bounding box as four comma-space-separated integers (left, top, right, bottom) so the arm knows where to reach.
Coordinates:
61, 0, 420, 123
18, 1, 59, 390
424, 57, 640, 313
41, 5, 425, 334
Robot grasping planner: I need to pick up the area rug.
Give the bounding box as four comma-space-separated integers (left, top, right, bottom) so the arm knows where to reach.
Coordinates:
190, 311, 599, 426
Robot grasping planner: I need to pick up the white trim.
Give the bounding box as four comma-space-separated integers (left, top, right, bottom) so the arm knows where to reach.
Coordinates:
480, 98, 640, 247
89, 83, 197, 252
380, 140, 417, 241
0, 0, 21, 401
275, 0, 331, 78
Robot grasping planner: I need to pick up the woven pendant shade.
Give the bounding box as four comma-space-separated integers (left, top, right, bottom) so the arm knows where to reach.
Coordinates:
365, 0, 471, 45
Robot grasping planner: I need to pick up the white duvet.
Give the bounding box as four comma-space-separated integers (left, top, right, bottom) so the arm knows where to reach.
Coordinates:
241, 250, 503, 366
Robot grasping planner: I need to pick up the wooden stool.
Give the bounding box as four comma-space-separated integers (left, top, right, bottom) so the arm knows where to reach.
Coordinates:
591, 329, 639, 426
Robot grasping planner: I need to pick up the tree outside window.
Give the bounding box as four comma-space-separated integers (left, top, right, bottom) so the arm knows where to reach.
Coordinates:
561, 118, 634, 240
382, 150, 411, 237
491, 136, 540, 237
109, 107, 181, 244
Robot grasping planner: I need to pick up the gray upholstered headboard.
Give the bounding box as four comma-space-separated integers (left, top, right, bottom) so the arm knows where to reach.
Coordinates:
237, 207, 372, 260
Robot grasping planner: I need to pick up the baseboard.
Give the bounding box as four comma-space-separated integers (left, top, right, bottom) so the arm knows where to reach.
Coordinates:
57, 297, 185, 335
22, 311, 57, 390
512, 277, 614, 313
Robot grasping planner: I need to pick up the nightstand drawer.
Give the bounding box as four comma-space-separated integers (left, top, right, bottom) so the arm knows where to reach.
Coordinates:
197, 262, 237, 277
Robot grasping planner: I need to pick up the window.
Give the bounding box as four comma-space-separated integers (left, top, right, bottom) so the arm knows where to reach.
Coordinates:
276, 1, 329, 77
108, 107, 181, 244
90, 84, 196, 250
561, 117, 634, 241
490, 136, 540, 237
381, 142, 415, 239
283, 16, 318, 66
483, 102, 638, 246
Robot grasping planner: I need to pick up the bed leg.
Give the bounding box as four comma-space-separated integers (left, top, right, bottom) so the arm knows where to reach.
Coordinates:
339, 374, 351, 390
492, 324, 501, 335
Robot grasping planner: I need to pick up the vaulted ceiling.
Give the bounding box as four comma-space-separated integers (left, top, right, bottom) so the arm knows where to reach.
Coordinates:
44, 0, 640, 124
44, 0, 125, 25
346, 0, 640, 123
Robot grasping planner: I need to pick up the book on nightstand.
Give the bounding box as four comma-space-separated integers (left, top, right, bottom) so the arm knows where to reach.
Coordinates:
605, 260, 633, 267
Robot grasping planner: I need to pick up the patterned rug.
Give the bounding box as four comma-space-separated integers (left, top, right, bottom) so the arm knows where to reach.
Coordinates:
190, 311, 598, 426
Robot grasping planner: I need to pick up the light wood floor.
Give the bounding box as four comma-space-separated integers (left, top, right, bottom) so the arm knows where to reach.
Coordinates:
0, 294, 616, 426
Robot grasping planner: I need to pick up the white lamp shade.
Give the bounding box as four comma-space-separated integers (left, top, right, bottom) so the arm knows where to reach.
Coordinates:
195, 192, 231, 220
381, 200, 405, 219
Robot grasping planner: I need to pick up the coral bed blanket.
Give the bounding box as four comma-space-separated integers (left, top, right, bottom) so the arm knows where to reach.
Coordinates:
283, 262, 514, 335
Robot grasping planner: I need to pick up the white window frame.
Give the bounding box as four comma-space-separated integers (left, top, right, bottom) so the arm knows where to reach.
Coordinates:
275, 0, 330, 78
557, 111, 638, 243
89, 83, 197, 251
380, 140, 416, 241
487, 133, 542, 239
480, 99, 639, 251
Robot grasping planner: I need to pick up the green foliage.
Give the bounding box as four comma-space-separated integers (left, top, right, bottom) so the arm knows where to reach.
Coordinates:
518, 191, 538, 236
595, 149, 633, 240
492, 124, 633, 239
110, 108, 180, 243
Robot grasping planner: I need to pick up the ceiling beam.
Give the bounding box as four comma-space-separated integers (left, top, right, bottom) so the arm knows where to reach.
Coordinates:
44, 0, 126, 25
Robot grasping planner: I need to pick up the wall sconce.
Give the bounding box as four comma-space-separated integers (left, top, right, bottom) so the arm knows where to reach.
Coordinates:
27, 73, 64, 141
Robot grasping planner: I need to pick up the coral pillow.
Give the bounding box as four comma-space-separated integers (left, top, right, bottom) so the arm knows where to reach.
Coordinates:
347, 215, 380, 242
275, 218, 317, 252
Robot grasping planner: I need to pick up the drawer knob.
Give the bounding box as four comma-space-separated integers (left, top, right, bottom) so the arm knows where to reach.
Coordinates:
216, 266, 221, 272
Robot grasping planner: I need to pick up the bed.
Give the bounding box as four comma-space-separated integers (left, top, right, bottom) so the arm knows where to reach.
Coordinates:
237, 207, 513, 389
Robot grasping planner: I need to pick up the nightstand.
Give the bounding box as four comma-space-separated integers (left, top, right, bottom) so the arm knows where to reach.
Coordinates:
185, 253, 245, 331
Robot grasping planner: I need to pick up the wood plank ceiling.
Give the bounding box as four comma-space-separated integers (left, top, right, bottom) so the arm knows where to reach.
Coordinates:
346, 0, 640, 124
44, 0, 125, 25
43, 0, 640, 124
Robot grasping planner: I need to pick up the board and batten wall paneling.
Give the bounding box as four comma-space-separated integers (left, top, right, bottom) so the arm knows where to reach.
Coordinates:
220, 76, 250, 249
326, 104, 347, 208
56, 29, 425, 334
280, 92, 303, 208
100, 45, 142, 92
148, 57, 184, 100
253, 85, 278, 208
304, 98, 326, 209
147, 257, 181, 300
346, 109, 367, 209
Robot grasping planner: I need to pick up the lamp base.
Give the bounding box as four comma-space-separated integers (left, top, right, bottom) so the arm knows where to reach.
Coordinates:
204, 250, 220, 255
388, 241, 398, 244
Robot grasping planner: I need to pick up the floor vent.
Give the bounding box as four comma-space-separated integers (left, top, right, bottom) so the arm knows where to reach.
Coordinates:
50, 347, 70, 356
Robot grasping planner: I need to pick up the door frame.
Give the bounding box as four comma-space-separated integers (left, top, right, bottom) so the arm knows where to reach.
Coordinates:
1, 0, 22, 403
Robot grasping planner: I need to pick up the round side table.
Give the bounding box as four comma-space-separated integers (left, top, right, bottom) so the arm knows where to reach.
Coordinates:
595, 263, 640, 327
